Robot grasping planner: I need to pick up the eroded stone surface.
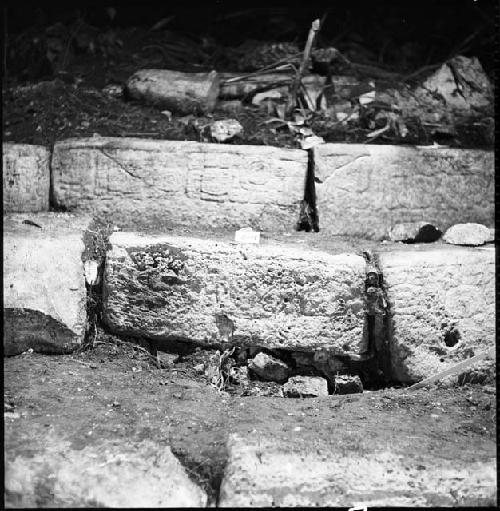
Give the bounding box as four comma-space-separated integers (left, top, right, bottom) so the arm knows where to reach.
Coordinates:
3, 214, 90, 356
103, 232, 368, 352
51, 137, 307, 232
4, 433, 207, 508
314, 144, 494, 240
378, 246, 495, 383
443, 223, 493, 246
3, 143, 50, 213
218, 433, 496, 507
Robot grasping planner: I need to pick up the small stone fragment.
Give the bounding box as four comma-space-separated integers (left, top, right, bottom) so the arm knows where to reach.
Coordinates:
283, 375, 328, 397
210, 119, 243, 142
334, 374, 363, 394
248, 352, 290, 383
230, 366, 250, 386
443, 223, 493, 246
388, 221, 442, 243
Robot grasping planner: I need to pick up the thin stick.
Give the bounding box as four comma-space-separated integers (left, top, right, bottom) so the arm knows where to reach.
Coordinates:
407, 346, 495, 391
286, 19, 321, 117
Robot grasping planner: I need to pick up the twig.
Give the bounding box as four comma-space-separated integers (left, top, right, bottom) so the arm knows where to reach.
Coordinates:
222, 57, 301, 84
286, 19, 321, 117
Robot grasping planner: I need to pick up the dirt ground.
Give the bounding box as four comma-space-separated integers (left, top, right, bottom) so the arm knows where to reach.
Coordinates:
4, 332, 496, 505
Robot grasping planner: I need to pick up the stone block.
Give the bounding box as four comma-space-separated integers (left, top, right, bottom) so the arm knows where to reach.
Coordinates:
51, 137, 307, 232
3, 143, 50, 212
218, 433, 496, 507
103, 232, 368, 352
3, 214, 91, 356
378, 246, 495, 383
313, 144, 494, 240
283, 375, 328, 397
333, 374, 363, 394
5, 436, 207, 507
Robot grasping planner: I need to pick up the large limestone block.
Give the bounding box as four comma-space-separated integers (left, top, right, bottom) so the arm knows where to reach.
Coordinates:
3, 143, 50, 212
378, 246, 495, 383
5, 435, 207, 507
219, 434, 496, 507
103, 232, 368, 352
3, 214, 90, 356
51, 137, 307, 232
313, 144, 494, 240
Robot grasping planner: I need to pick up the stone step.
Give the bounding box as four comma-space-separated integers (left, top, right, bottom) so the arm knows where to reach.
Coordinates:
3, 214, 91, 356
51, 137, 307, 232
377, 245, 495, 383
219, 431, 496, 506
4, 139, 493, 240
5, 435, 207, 507
313, 143, 494, 240
102, 232, 369, 353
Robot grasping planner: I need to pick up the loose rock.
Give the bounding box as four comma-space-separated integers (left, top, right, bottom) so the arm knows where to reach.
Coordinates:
388, 221, 441, 243
210, 119, 243, 142
334, 374, 363, 394
283, 375, 328, 397
248, 352, 290, 383
443, 223, 492, 246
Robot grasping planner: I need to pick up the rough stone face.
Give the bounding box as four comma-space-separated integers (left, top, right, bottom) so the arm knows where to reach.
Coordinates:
313, 144, 494, 240
103, 232, 368, 352
3, 214, 90, 356
3, 143, 50, 213
248, 352, 290, 383
4, 435, 207, 507
334, 374, 363, 394
378, 246, 495, 383
387, 221, 442, 243
51, 137, 307, 232
283, 375, 328, 397
218, 433, 496, 507
443, 223, 493, 246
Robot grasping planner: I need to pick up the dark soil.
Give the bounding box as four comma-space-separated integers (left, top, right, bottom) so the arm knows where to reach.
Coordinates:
4, 333, 496, 504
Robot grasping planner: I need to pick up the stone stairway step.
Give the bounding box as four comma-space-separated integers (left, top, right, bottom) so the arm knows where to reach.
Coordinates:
3, 214, 91, 356
5, 436, 207, 507
219, 431, 496, 506
378, 245, 495, 383
313, 143, 494, 239
51, 137, 307, 232
102, 232, 368, 352
3, 143, 50, 213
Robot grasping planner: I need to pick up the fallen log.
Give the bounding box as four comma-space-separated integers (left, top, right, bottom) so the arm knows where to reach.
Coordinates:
126, 69, 220, 115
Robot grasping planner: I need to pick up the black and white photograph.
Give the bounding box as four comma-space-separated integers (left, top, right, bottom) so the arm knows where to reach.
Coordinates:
2, 0, 496, 507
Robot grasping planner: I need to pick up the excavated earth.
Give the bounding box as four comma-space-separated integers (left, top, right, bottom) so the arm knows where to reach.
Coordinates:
4, 336, 496, 506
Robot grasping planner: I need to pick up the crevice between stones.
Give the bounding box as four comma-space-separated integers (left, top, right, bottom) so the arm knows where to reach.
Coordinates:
296, 149, 319, 232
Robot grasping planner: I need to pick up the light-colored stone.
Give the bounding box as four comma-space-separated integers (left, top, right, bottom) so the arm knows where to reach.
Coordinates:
378, 246, 495, 383
3, 143, 50, 213
333, 374, 363, 394
3, 214, 90, 356
219, 433, 496, 507
126, 69, 220, 114
4, 434, 207, 508
103, 232, 368, 352
248, 352, 290, 383
209, 119, 243, 142
313, 144, 494, 240
387, 221, 441, 243
283, 375, 328, 397
52, 137, 307, 232
443, 223, 492, 246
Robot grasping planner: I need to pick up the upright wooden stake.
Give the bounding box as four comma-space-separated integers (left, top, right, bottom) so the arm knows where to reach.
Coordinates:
286, 18, 321, 117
